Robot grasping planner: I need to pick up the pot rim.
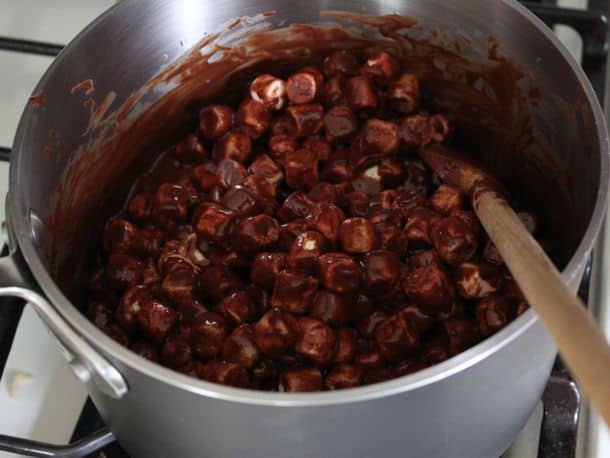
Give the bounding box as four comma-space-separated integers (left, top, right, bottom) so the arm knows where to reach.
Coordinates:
8, 0, 610, 406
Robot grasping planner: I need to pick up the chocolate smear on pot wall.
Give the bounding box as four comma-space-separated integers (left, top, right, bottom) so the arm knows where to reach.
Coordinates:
28, 90, 46, 106
70, 79, 95, 96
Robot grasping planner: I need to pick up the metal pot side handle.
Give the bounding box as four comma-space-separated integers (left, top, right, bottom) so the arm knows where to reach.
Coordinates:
0, 250, 129, 399
0, 250, 123, 456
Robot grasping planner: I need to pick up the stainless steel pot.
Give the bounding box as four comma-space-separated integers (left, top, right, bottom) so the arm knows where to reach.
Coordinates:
0, 1, 608, 457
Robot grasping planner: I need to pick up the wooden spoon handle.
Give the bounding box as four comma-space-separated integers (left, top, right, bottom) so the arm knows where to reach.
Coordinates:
475, 189, 610, 424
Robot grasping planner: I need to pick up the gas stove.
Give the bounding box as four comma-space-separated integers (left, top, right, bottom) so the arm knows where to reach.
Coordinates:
0, 1, 608, 457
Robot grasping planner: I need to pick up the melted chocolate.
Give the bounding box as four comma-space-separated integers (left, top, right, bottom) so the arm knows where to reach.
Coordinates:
44, 12, 567, 297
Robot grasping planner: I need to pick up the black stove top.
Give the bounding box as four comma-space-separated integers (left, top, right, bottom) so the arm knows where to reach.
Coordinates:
0, 2, 607, 457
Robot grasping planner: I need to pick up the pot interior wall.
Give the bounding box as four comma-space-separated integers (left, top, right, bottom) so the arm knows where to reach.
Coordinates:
12, 1, 601, 305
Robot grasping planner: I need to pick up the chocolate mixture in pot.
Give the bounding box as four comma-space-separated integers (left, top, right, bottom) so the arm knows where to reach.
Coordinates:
85, 49, 544, 392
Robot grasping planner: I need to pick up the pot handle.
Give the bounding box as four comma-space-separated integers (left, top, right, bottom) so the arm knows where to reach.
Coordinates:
0, 248, 129, 400
0, 428, 115, 458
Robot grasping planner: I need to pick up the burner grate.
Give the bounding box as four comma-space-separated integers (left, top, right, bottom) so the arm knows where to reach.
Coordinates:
0, 36, 63, 57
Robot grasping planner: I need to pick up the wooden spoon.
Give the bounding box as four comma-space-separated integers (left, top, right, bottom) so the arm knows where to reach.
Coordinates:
419, 144, 610, 424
